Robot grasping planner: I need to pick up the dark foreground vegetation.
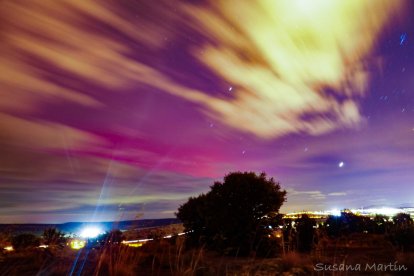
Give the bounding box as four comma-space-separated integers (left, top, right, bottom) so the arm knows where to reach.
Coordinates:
1, 172, 414, 275
176, 172, 287, 257
2, 224, 414, 275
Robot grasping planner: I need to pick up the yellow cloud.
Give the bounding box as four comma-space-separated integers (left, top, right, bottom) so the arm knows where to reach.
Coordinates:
0, 0, 405, 138
183, 0, 403, 138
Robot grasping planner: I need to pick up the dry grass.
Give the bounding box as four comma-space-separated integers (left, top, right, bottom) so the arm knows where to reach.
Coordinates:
0, 240, 292, 275
1, 234, 413, 276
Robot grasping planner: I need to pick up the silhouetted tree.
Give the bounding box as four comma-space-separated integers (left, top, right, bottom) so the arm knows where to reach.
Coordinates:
99, 229, 124, 245
393, 213, 413, 226
43, 228, 66, 246
325, 215, 343, 237
371, 215, 391, 234
388, 213, 414, 251
177, 172, 286, 256
295, 214, 316, 252
176, 194, 209, 246
12, 233, 40, 250
389, 225, 414, 252
281, 218, 296, 252
325, 212, 366, 237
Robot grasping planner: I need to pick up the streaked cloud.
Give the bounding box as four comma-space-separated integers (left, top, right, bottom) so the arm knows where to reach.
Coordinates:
296, 191, 348, 199
0, 157, 213, 223
288, 189, 326, 200
0, 0, 405, 137
328, 192, 347, 196
184, 0, 404, 138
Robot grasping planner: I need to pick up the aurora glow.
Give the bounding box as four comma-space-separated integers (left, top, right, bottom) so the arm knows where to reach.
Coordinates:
0, 0, 413, 223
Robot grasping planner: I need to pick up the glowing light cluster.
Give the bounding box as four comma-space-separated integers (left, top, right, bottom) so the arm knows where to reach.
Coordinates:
70, 240, 86, 250
351, 207, 404, 217
80, 226, 103, 238
286, 207, 414, 219
329, 209, 342, 216
126, 243, 143, 248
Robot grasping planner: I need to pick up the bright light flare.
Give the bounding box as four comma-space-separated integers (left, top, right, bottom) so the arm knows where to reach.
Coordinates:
80, 227, 103, 238
330, 209, 341, 216
4, 246, 14, 251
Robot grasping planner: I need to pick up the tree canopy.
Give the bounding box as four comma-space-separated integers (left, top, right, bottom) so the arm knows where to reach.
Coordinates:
295, 214, 316, 252
43, 228, 66, 246
176, 171, 286, 256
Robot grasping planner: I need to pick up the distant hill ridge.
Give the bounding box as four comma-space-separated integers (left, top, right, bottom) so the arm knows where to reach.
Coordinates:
0, 218, 181, 235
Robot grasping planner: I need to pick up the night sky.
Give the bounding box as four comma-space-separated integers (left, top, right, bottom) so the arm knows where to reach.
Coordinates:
1, 0, 413, 223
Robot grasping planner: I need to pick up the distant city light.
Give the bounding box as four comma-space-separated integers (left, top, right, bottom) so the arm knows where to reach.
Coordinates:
122, 238, 153, 244
330, 209, 341, 216
274, 229, 282, 238
352, 207, 403, 216
126, 243, 143, 248
80, 226, 103, 238
285, 207, 414, 219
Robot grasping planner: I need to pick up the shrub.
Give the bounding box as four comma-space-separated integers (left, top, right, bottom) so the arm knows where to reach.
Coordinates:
177, 171, 286, 256
11, 233, 40, 250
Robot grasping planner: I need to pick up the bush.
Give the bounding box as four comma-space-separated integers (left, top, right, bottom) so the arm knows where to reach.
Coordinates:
177, 171, 286, 256
11, 233, 40, 250
43, 228, 67, 246
295, 215, 316, 252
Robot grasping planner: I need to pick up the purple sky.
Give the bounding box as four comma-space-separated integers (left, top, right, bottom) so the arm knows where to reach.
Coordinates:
0, 0, 413, 223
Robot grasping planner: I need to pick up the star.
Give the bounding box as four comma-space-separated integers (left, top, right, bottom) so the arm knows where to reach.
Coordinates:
338, 161, 345, 168
228, 86, 233, 92
400, 33, 407, 45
